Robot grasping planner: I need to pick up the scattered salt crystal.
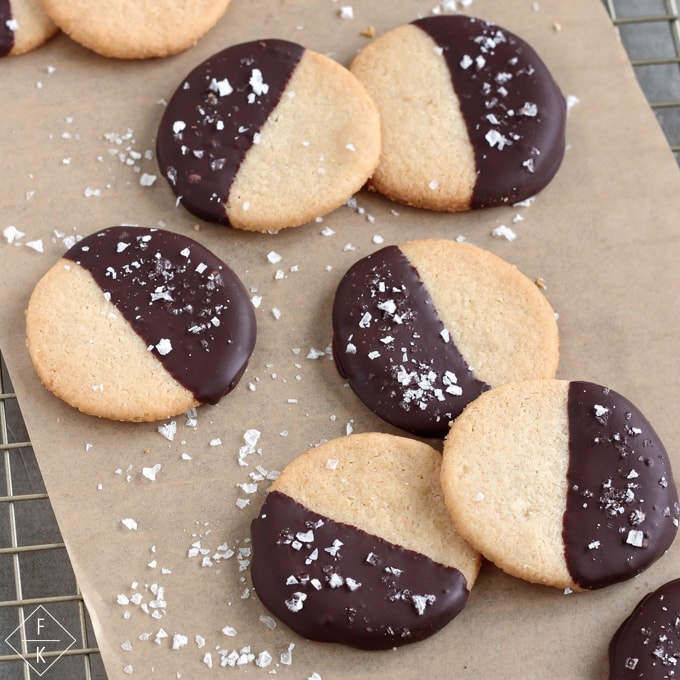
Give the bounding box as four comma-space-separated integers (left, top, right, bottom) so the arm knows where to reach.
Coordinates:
491, 224, 517, 241
222, 626, 238, 636
267, 250, 282, 264
172, 633, 188, 650
121, 518, 138, 531
140, 173, 157, 187
143, 464, 162, 481
158, 421, 177, 441
3, 225, 25, 243
256, 651, 273, 668
280, 643, 296, 665
26, 240, 44, 253
259, 615, 277, 630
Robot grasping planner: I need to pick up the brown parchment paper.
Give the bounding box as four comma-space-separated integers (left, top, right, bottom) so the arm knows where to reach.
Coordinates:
2, 1, 680, 678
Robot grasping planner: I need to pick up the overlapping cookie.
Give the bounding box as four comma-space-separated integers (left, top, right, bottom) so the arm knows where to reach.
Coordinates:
39, 0, 230, 59
331, 239, 559, 438
1, 0, 57, 57
609, 578, 680, 679
25, 226, 256, 421
250, 432, 481, 649
350, 14, 567, 211
156, 39, 381, 232
441, 379, 679, 590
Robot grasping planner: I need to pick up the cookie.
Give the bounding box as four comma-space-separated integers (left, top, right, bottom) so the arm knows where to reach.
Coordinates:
39, 0, 230, 59
608, 578, 680, 678
250, 432, 481, 649
1, 0, 58, 57
156, 39, 381, 232
349, 14, 566, 212
25, 226, 256, 421
331, 239, 559, 438
441, 379, 679, 590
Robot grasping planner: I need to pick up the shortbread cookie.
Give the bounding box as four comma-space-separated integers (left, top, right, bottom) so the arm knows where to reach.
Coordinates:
441, 380, 679, 590
26, 226, 256, 421
39, 0, 230, 59
0, 0, 58, 57
331, 239, 559, 438
609, 578, 680, 678
250, 432, 481, 649
156, 39, 381, 232
350, 14, 566, 211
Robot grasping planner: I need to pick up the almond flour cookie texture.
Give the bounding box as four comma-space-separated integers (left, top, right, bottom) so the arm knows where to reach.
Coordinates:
0, 0, 58, 57
250, 432, 481, 650
441, 379, 679, 591
331, 239, 559, 438
25, 226, 256, 422
350, 14, 567, 212
39, 0, 230, 58
156, 39, 381, 232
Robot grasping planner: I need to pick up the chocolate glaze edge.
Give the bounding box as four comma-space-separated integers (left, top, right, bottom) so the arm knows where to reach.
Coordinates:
156, 39, 305, 226
0, 0, 15, 57
563, 380, 679, 590
250, 490, 470, 650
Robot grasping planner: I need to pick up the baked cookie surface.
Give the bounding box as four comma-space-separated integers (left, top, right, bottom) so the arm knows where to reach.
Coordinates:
39, 0, 230, 59
331, 239, 559, 438
441, 379, 679, 590
250, 432, 481, 649
350, 14, 566, 211
25, 226, 256, 421
0, 0, 57, 57
156, 39, 381, 232
609, 578, 680, 679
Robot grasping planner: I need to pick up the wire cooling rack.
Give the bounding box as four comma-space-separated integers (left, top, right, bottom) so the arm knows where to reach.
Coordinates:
1, 2, 679, 678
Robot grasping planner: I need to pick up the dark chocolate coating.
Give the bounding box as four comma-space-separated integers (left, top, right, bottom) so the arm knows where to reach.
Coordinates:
414, 15, 566, 208
609, 578, 680, 679
156, 39, 304, 225
250, 490, 470, 650
331, 245, 489, 438
63, 226, 256, 405
1, 1, 14, 57
564, 381, 679, 589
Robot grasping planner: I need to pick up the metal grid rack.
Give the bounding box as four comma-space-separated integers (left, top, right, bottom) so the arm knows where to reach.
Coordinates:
1, 2, 679, 678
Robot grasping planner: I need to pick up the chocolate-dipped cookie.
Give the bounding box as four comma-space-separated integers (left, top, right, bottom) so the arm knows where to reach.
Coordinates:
25, 226, 256, 421
250, 432, 481, 649
441, 379, 679, 590
1, 0, 58, 57
331, 239, 559, 438
156, 39, 381, 232
350, 14, 566, 211
609, 578, 680, 678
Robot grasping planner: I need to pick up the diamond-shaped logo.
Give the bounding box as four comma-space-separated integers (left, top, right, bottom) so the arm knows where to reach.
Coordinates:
4, 605, 76, 676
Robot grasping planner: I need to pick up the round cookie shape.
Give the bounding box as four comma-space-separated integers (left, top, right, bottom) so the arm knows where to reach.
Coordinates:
39, 0, 230, 59
608, 579, 680, 678
156, 39, 381, 232
331, 239, 559, 438
1, 0, 58, 57
441, 379, 679, 590
25, 226, 256, 421
349, 14, 566, 211
250, 432, 481, 649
